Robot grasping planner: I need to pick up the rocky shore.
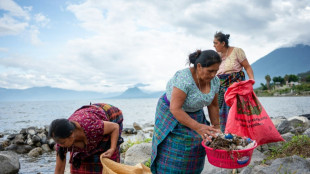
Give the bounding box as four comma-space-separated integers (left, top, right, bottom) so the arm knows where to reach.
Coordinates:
1, 115, 310, 174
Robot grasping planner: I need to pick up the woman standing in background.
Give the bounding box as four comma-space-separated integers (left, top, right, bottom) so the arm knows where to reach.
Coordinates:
213, 31, 255, 132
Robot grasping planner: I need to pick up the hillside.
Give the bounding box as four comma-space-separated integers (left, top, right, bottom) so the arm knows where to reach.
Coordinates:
251, 44, 310, 87
112, 87, 164, 99
0, 87, 106, 101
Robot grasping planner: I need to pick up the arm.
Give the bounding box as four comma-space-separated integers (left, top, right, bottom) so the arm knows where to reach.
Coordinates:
101, 121, 119, 158
54, 152, 66, 174
170, 87, 219, 140
240, 59, 254, 80
207, 94, 220, 130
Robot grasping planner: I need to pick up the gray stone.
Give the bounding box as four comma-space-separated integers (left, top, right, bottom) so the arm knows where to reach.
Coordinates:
15, 145, 32, 154
28, 147, 43, 157
27, 128, 36, 135
133, 122, 142, 131
271, 117, 287, 128
38, 133, 47, 144
124, 143, 151, 166
7, 134, 16, 141
256, 155, 310, 174
0, 133, 4, 138
249, 149, 266, 166
135, 131, 146, 142
26, 138, 34, 146
288, 116, 310, 129
12, 134, 25, 145
0, 151, 20, 174
41, 144, 51, 152
239, 167, 252, 174
277, 120, 291, 134
281, 132, 294, 142
31, 135, 41, 144
19, 128, 27, 135
302, 128, 310, 137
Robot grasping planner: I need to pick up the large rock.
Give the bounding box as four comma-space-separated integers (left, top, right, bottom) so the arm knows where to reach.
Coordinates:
288, 116, 310, 129
0, 151, 20, 174
28, 147, 43, 157
277, 120, 291, 134
303, 128, 310, 137
124, 143, 152, 166
256, 155, 310, 174
271, 116, 287, 128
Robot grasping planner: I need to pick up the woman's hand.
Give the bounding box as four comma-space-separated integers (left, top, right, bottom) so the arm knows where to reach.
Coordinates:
195, 123, 221, 141
101, 148, 115, 158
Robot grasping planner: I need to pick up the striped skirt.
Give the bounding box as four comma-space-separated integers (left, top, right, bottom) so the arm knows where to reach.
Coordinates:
151, 94, 209, 174
217, 71, 245, 132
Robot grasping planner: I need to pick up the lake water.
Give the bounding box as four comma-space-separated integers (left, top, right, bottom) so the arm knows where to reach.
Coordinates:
0, 96, 309, 173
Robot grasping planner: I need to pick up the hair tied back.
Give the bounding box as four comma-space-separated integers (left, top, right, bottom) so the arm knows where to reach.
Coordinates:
225, 34, 230, 40
196, 50, 202, 59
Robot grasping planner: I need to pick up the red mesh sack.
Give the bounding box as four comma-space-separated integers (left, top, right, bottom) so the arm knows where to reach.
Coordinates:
224, 80, 284, 145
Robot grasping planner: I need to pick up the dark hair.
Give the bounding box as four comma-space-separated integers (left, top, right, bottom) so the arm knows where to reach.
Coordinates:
188, 50, 221, 68
49, 119, 76, 139
49, 119, 76, 161
214, 31, 230, 48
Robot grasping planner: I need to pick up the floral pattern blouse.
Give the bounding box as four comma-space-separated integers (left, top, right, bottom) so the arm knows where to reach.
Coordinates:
165, 68, 220, 112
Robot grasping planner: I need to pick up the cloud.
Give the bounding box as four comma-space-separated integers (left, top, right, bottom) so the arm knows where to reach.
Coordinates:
1, 0, 310, 93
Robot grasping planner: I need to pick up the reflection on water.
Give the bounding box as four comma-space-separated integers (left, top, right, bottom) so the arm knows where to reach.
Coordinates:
0, 97, 309, 173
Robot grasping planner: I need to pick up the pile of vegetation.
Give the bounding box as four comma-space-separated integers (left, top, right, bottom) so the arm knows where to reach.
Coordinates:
266, 135, 310, 160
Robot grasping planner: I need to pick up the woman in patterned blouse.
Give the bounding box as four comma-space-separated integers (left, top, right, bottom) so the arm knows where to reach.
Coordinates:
151, 50, 222, 173
49, 103, 123, 174
213, 31, 255, 132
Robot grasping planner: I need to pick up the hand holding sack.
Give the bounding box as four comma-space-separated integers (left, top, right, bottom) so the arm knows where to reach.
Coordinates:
224, 80, 284, 145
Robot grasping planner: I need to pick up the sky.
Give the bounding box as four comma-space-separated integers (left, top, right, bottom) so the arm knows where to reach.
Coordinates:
0, 0, 310, 93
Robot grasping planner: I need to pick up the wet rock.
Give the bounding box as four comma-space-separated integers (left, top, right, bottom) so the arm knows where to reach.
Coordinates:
0, 133, 4, 138
0, 151, 20, 174
123, 128, 137, 134
31, 135, 41, 144
4, 144, 32, 154
12, 134, 25, 145
19, 128, 27, 135
28, 147, 43, 157
7, 134, 17, 141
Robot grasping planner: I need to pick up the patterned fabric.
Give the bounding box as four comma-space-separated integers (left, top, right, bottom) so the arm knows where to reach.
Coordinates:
166, 68, 220, 112
56, 103, 123, 173
70, 151, 103, 174
217, 47, 247, 75
217, 71, 245, 132
151, 94, 210, 174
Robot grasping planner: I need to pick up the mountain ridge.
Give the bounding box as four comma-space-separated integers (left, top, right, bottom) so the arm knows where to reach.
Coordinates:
251, 44, 310, 87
